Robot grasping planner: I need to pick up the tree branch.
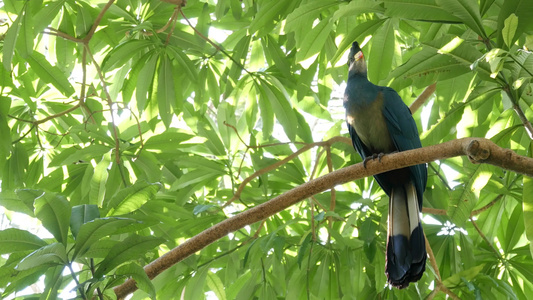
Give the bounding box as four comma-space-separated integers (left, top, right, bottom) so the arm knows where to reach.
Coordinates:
410, 83, 436, 113
113, 138, 533, 298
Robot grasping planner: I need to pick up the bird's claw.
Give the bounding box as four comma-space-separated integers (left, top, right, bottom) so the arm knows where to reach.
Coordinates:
363, 153, 384, 168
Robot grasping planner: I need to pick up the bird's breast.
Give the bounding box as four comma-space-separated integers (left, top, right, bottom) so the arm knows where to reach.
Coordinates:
345, 93, 395, 154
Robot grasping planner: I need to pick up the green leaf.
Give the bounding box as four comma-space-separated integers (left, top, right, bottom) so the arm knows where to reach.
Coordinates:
72, 217, 140, 258
386, 43, 472, 91
2, 13, 22, 71
167, 46, 199, 83
497, 0, 533, 48
285, 0, 338, 33
102, 40, 154, 72
368, 18, 396, 83
34, 192, 70, 245
184, 265, 210, 300
49, 144, 111, 167
70, 204, 100, 239
523, 142, 533, 257
332, 19, 385, 65
206, 271, 226, 300
94, 234, 165, 278
25, 51, 75, 96
0, 190, 35, 216
249, 1, 289, 35
295, 17, 334, 64
447, 186, 476, 227
503, 204, 525, 253
442, 264, 485, 287
503, 13, 519, 47
154, 53, 174, 128
297, 233, 312, 268
90, 154, 110, 206
0, 228, 47, 254
33, 0, 66, 34
383, 0, 461, 22
16, 243, 67, 271
143, 130, 195, 152
257, 79, 298, 141
135, 51, 158, 112
116, 262, 156, 299
435, 0, 486, 37
106, 181, 161, 216
18, 8, 34, 58
41, 265, 64, 300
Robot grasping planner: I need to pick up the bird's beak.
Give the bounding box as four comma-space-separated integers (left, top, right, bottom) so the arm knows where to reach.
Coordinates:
354, 51, 364, 62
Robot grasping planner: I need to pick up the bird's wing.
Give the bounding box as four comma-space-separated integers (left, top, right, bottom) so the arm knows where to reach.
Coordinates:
347, 122, 371, 159
347, 120, 395, 197
381, 87, 428, 204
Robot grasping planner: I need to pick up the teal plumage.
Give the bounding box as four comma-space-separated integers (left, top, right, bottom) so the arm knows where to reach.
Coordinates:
344, 42, 427, 288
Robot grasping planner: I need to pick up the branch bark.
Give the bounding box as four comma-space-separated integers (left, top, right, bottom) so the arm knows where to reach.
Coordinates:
113, 138, 533, 298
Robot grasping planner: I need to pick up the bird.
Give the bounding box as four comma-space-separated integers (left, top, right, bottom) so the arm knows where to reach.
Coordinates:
343, 41, 427, 288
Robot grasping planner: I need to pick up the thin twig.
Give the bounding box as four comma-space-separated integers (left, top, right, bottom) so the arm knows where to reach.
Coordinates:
222, 136, 349, 208
83, 0, 116, 42
471, 218, 505, 261
425, 232, 440, 281
12, 124, 35, 144
470, 194, 503, 216
83, 44, 122, 166
165, 7, 179, 45
179, 9, 255, 77
44, 27, 84, 42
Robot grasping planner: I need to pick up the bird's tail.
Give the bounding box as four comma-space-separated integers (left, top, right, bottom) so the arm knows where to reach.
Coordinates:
386, 182, 426, 288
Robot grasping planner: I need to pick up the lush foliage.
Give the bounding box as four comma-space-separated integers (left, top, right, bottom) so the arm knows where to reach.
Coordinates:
1, 0, 533, 299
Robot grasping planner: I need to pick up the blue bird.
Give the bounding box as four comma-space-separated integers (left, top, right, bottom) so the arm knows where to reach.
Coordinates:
344, 42, 427, 288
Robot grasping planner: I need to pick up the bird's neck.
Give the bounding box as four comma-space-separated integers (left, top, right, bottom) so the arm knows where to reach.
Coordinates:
345, 75, 378, 106
348, 70, 368, 80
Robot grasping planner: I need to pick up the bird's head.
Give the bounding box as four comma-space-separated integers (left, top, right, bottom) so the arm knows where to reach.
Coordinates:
348, 41, 367, 76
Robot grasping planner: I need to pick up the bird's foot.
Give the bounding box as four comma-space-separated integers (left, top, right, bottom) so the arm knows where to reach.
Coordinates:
363, 151, 397, 168
363, 153, 383, 168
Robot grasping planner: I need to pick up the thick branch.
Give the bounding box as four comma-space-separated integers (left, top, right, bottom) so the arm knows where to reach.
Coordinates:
113, 138, 533, 298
